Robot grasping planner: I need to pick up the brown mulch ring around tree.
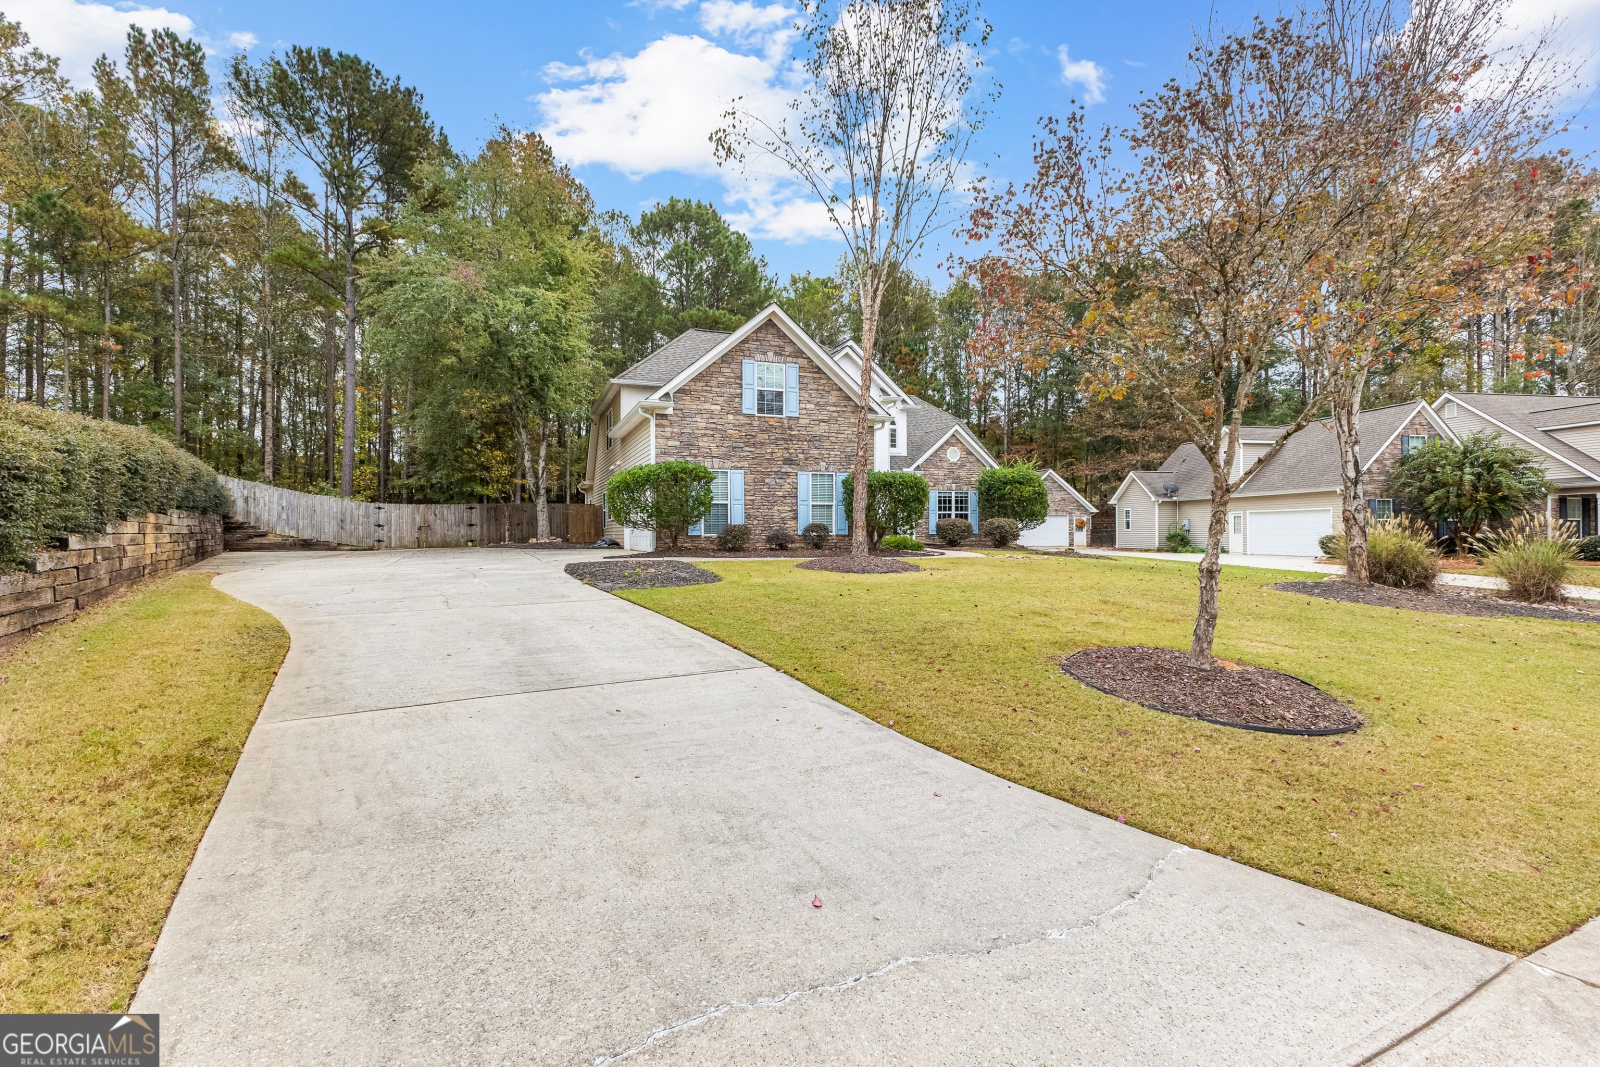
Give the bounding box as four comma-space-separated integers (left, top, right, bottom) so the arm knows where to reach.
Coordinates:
796, 555, 922, 574
564, 560, 721, 592
615, 547, 937, 559
1062, 646, 1363, 735
1273, 580, 1600, 625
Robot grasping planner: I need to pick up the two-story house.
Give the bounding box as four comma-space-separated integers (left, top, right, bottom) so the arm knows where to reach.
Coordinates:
580, 304, 1096, 550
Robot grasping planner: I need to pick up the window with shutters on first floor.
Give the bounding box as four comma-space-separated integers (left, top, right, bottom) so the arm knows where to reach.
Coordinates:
810, 472, 837, 530
937, 491, 970, 524
706, 470, 731, 535
1368, 498, 1394, 520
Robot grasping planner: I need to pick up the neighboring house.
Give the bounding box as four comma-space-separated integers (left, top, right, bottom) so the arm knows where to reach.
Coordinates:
1432, 392, 1600, 538
1109, 401, 1456, 556
580, 304, 1096, 550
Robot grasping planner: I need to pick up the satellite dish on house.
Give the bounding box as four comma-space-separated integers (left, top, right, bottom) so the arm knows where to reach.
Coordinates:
1162, 482, 1180, 498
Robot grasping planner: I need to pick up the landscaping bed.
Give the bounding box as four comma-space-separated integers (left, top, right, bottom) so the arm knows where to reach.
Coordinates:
1274, 579, 1600, 624
1062, 646, 1362, 735
565, 559, 720, 591
797, 555, 921, 574
612, 547, 937, 558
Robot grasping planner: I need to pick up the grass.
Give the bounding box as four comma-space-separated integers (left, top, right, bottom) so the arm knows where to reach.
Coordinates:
622, 553, 1600, 955
0, 572, 287, 1011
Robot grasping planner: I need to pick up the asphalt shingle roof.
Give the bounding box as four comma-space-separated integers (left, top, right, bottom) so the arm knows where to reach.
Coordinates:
1447, 393, 1600, 480
1235, 404, 1423, 495
893, 399, 968, 470
613, 328, 730, 387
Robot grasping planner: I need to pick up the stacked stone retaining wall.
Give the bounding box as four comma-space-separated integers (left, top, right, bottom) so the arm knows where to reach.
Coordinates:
0, 510, 223, 649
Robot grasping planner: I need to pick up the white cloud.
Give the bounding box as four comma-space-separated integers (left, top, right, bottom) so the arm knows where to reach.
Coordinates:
1496, 0, 1600, 92
1057, 45, 1106, 105
538, 34, 788, 178
699, 0, 794, 52
7, 0, 256, 86
536, 3, 834, 243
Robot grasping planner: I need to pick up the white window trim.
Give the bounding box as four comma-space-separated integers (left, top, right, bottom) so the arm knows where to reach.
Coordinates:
754, 361, 786, 416
936, 491, 970, 524
1123, 508, 1132, 530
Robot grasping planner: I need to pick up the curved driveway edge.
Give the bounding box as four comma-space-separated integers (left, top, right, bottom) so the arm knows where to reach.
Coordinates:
131, 548, 1580, 1065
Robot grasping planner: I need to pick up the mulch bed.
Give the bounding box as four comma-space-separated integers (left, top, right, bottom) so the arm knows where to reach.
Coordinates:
1273, 579, 1600, 625
1062, 646, 1363, 735
796, 556, 922, 574
617, 547, 937, 558
564, 559, 721, 592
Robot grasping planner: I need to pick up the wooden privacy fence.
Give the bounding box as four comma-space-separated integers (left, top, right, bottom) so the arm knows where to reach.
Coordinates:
219, 477, 603, 549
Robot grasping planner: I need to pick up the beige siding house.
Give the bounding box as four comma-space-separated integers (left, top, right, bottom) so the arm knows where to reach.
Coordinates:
1109, 401, 1457, 556
580, 305, 1096, 548
1433, 393, 1600, 537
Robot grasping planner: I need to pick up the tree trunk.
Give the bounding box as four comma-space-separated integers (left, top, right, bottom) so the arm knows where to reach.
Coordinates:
378, 376, 391, 502
172, 250, 183, 444
262, 273, 275, 484
323, 309, 337, 486
1190, 485, 1230, 666
101, 273, 113, 419
512, 401, 537, 537
341, 256, 358, 498
1, 205, 12, 397
851, 270, 883, 557
535, 424, 549, 541
1331, 374, 1370, 585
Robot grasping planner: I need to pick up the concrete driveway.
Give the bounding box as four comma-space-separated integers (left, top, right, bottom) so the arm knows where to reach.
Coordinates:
134, 548, 1596, 1065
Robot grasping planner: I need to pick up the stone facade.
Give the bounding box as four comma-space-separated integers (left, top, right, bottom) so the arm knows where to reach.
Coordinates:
0, 510, 223, 649
654, 321, 862, 546
1367, 410, 1443, 508
910, 436, 987, 541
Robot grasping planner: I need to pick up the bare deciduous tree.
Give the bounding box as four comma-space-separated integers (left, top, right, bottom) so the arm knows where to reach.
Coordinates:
713, 0, 991, 554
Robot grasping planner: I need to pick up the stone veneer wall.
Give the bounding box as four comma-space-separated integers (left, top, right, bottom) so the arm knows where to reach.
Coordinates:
653, 321, 860, 546
1366, 410, 1444, 507
912, 439, 988, 541
0, 510, 223, 649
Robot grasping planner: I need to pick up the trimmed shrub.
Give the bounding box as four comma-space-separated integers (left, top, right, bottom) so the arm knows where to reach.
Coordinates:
842, 470, 928, 548
934, 517, 970, 546
801, 522, 831, 549
764, 528, 793, 550
715, 523, 749, 551
1, 401, 227, 572
1365, 517, 1441, 590
1577, 535, 1600, 562
977, 462, 1048, 531
1476, 515, 1576, 603
880, 534, 923, 551
604, 461, 713, 549
1163, 522, 1195, 552
981, 517, 1020, 547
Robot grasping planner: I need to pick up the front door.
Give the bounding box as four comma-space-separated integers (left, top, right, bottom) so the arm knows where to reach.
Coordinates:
1228, 512, 1244, 554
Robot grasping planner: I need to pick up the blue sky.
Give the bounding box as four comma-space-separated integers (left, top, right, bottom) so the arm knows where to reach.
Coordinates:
11, 0, 1600, 282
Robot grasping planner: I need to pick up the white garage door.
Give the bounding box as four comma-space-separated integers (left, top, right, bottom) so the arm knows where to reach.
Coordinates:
1019, 516, 1073, 548
1246, 508, 1332, 556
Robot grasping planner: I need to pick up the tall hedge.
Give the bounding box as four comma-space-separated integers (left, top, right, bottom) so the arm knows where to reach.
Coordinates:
0, 402, 228, 572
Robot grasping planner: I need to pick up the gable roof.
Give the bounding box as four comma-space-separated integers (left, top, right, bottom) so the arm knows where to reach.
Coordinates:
1043, 469, 1097, 512
612, 328, 729, 386
1436, 392, 1600, 482
1134, 442, 1213, 501
1235, 402, 1440, 496
892, 399, 969, 471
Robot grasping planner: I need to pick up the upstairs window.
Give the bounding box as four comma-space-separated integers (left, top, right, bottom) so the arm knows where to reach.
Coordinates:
755, 362, 786, 415
1400, 434, 1434, 455
889, 422, 898, 449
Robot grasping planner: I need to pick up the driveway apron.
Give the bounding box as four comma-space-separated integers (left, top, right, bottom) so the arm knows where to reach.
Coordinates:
135, 548, 1540, 1065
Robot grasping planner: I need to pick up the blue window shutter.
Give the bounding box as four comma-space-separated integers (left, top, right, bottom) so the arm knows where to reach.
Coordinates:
797, 472, 810, 532
741, 360, 756, 414
835, 474, 848, 535
730, 470, 745, 525
968, 490, 979, 533
784, 362, 799, 416
928, 489, 938, 537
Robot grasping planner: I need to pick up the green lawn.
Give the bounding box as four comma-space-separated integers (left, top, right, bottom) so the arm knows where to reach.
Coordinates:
623, 553, 1599, 955
0, 572, 288, 1011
